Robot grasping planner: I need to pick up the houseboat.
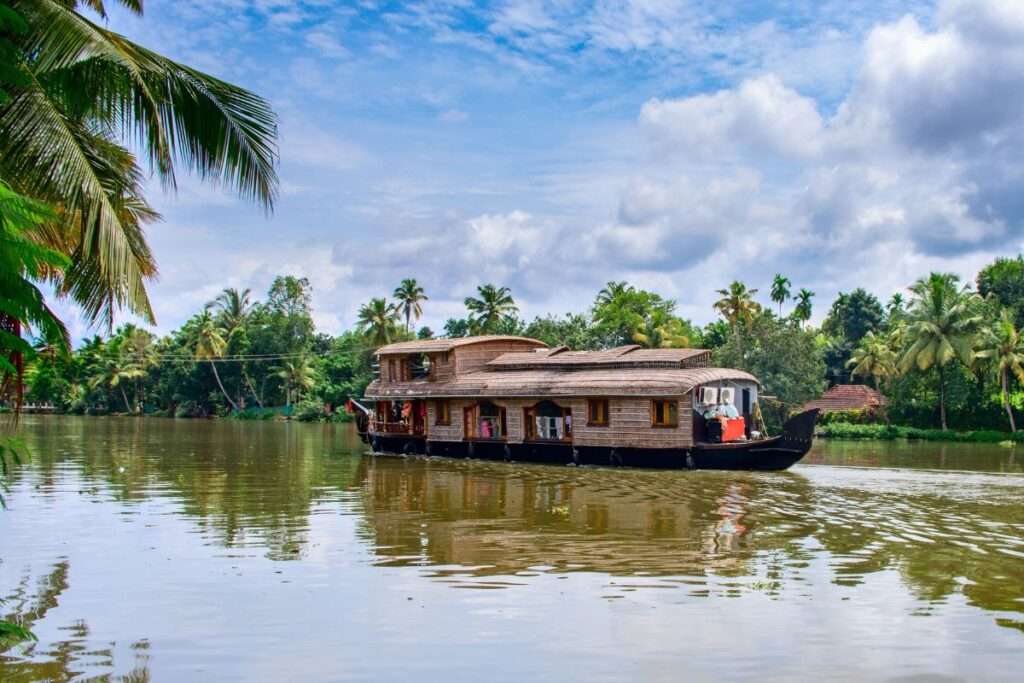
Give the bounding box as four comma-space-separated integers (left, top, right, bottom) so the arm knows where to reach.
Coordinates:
357, 336, 818, 471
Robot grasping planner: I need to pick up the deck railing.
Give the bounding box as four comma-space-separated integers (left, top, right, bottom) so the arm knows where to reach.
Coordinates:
372, 420, 426, 436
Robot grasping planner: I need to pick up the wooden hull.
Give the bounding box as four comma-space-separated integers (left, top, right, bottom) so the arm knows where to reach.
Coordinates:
364, 409, 819, 472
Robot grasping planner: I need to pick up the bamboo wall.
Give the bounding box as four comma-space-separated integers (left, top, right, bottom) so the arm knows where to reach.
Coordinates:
426, 400, 462, 441
425, 393, 694, 448
454, 341, 544, 375
430, 352, 455, 381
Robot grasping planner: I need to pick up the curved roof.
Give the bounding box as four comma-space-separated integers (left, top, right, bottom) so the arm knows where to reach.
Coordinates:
487, 346, 710, 369
365, 367, 758, 399
375, 335, 547, 355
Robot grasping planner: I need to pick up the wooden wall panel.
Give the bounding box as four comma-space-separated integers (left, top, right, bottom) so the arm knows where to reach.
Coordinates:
454, 342, 545, 375
430, 353, 455, 381
573, 394, 693, 448
426, 393, 694, 449
426, 399, 463, 441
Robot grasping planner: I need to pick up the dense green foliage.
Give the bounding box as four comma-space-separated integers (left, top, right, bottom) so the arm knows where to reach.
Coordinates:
977, 256, 1024, 328
823, 288, 886, 384
16, 254, 1024, 436
818, 423, 1024, 443
715, 311, 827, 430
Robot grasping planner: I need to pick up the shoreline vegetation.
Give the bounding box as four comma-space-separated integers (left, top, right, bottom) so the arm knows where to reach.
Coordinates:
818, 423, 1023, 444
11, 257, 1024, 439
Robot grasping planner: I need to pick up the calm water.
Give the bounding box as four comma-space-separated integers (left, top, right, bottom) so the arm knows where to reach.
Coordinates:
2, 417, 1024, 682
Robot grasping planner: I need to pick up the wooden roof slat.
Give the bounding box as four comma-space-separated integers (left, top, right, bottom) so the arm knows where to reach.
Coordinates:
375, 335, 547, 355
486, 347, 711, 370
801, 384, 888, 412
365, 367, 757, 399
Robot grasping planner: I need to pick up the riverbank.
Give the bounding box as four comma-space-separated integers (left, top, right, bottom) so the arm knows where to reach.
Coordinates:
3, 406, 353, 423
818, 422, 1023, 443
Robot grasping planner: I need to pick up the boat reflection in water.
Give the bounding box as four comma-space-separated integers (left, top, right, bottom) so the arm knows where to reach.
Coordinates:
356, 454, 1024, 624
3, 417, 1024, 681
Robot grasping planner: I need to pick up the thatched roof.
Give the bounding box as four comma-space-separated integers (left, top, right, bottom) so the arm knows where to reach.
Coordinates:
376, 336, 547, 355
365, 367, 758, 400
802, 384, 888, 413
487, 345, 710, 370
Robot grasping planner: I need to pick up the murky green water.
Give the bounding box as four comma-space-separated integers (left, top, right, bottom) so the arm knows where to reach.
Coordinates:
2, 417, 1023, 681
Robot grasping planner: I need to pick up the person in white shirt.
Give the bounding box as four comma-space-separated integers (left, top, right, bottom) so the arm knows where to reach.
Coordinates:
718, 402, 739, 419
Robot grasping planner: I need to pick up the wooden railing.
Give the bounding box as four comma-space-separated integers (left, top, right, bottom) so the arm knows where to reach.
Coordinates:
372, 420, 425, 436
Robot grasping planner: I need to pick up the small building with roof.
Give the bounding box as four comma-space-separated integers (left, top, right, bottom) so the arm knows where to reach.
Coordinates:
801, 384, 888, 414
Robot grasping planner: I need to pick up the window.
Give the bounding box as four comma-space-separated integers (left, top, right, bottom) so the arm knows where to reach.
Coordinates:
524, 401, 572, 441
434, 400, 451, 425
466, 401, 506, 439
387, 359, 396, 382
587, 399, 609, 427
651, 400, 678, 427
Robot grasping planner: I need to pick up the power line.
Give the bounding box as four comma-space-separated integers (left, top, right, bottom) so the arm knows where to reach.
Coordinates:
110, 347, 382, 364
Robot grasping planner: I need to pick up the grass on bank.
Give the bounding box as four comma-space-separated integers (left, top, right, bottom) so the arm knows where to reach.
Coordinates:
817, 422, 1024, 443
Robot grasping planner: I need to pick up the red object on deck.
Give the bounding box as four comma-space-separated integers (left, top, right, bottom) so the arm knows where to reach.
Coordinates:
722, 417, 746, 442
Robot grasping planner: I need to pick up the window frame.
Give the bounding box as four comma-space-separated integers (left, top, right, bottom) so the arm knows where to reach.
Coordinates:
467, 401, 507, 440
434, 399, 451, 426
523, 401, 573, 442
586, 398, 610, 427
650, 399, 679, 428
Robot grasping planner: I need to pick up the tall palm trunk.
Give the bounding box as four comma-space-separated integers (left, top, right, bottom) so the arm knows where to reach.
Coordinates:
120, 386, 131, 413
938, 364, 948, 431
1, 315, 25, 413
242, 370, 264, 408
210, 361, 239, 412
1003, 370, 1017, 432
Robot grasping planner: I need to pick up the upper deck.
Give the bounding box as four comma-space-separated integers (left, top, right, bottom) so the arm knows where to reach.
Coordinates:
366, 336, 747, 399
373, 336, 548, 384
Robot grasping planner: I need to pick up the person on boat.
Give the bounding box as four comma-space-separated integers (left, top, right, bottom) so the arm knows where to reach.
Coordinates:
718, 401, 739, 419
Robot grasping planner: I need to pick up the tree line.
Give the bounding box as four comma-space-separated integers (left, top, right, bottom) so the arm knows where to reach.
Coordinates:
16, 253, 1024, 433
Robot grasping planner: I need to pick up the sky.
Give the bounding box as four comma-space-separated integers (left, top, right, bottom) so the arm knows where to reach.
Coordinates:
64, 0, 1024, 339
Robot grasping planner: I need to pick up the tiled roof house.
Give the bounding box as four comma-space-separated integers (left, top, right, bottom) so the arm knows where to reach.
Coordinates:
802, 384, 888, 413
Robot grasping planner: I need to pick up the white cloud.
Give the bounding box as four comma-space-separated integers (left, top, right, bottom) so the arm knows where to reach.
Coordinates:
609, 0, 1023, 318
98, 0, 1024, 336
305, 28, 349, 59
641, 75, 825, 160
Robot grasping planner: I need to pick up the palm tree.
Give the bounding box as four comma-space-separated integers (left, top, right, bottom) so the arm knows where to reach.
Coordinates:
88, 349, 143, 413
272, 357, 317, 407
714, 281, 760, 330
1, 0, 278, 328
393, 279, 428, 333
208, 288, 253, 335
595, 281, 633, 308
357, 298, 400, 347
0, 182, 69, 409
121, 325, 157, 412
193, 312, 238, 412
898, 273, 982, 431
207, 287, 257, 406
974, 309, 1024, 432
887, 293, 905, 320
793, 289, 815, 326
465, 284, 518, 334
846, 331, 896, 390
770, 275, 791, 317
